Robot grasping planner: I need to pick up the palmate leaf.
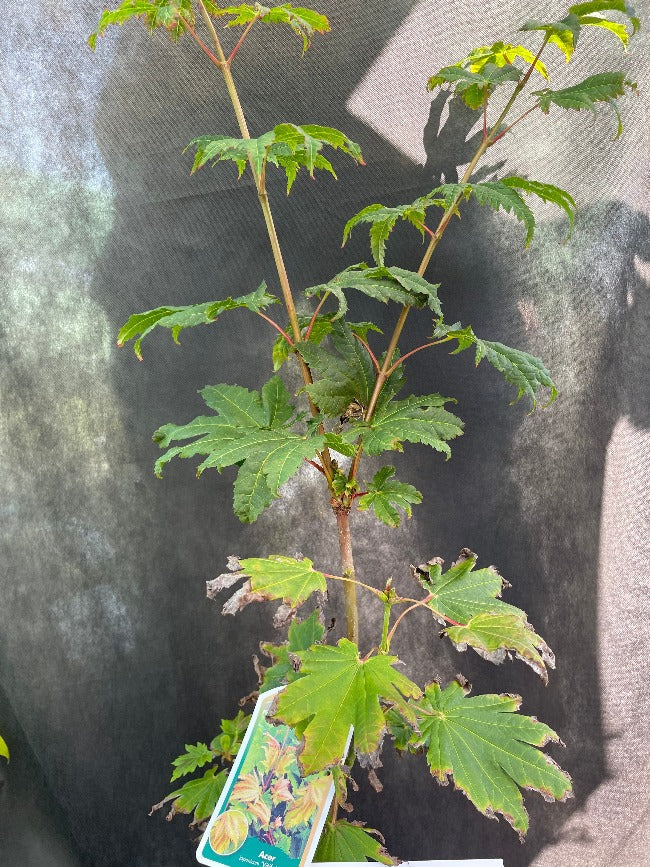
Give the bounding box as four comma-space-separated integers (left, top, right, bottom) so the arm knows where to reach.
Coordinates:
315, 820, 393, 865
412, 679, 572, 836
432, 177, 575, 247
522, 3, 639, 60
210, 711, 251, 762
188, 124, 363, 192
299, 320, 375, 416
273, 639, 422, 773
260, 610, 325, 690
117, 283, 278, 359
240, 555, 327, 607
356, 466, 422, 527
570, 2, 641, 48
162, 767, 228, 822
432, 319, 557, 408
342, 394, 464, 459
533, 72, 636, 138
207, 555, 326, 616
413, 551, 554, 681
271, 314, 381, 371
153, 377, 324, 522
305, 263, 441, 319
213, 4, 330, 52
170, 742, 214, 782
428, 62, 522, 109
520, 14, 582, 61
342, 195, 446, 266
462, 41, 548, 79
88, 0, 194, 49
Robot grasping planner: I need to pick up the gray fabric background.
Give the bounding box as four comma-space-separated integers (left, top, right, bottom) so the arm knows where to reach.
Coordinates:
1, 1, 648, 864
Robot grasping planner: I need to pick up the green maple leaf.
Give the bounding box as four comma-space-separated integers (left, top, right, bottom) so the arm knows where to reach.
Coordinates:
356, 466, 422, 527
305, 263, 441, 319
210, 711, 251, 762
570, 2, 641, 49
260, 610, 325, 690
153, 378, 324, 522
462, 41, 549, 79
170, 742, 214, 782
188, 124, 363, 191
299, 320, 376, 416
215, 4, 330, 51
271, 314, 381, 371
520, 14, 582, 61
163, 767, 228, 821
533, 72, 636, 138
342, 195, 446, 266
412, 679, 572, 835
427, 62, 522, 109
117, 283, 277, 359
414, 552, 554, 681
274, 639, 421, 773
240, 556, 327, 607
315, 820, 393, 865
432, 320, 557, 408
343, 394, 463, 458
88, 0, 194, 49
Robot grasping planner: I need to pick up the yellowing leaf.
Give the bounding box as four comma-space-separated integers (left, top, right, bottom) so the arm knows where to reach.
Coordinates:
270, 776, 294, 804
414, 551, 554, 681
209, 809, 249, 855
240, 555, 327, 608
0, 734, 9, 762
247, 796, 272, 826
274, 639, 421, 773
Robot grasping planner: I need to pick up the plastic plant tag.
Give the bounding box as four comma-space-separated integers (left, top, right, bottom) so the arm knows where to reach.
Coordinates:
197, 687, 342, 867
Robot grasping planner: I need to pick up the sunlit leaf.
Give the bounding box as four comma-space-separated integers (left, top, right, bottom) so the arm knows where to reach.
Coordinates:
209, 808, 249, 855
533, 72, 636, 138
89, 0, 195, 49
214, 4, 330, 51
520, 14, 582, 61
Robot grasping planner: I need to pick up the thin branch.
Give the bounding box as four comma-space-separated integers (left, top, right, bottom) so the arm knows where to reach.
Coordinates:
305, 292, 329, 340
304, 458, 327, 476
385, 594, 463, 650
352, 332, 380, 373
179, 16, 223, 68
411, 219, 435, 239
321, 571, 385, 600
482, 88, 488, 141
491, 104, 540, 144
256, 311, 294, 346
227, 17, 256, 65
384, 337, 451, 377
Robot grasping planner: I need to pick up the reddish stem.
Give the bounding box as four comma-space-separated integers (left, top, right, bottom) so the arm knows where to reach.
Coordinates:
180, 17, 223, 68
256, 311, 294, 346
491, 104, 539, 144
352, 332, 380, 373
304, 458, 327, 476
227, 17, 256, 64
482, 89, 488, 141
412, 219, 436, 239
384, 338, 450, 377
305, 292, 328, 340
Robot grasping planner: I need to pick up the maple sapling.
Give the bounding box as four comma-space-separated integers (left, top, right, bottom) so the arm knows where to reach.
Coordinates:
90, 0, 640, 859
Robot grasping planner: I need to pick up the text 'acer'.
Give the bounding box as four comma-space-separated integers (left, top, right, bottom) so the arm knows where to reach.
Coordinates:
89, 0, 641, 861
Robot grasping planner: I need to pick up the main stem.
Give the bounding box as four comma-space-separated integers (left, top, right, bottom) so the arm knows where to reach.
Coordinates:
196, 3, 333, 478
335, 509, 358, 644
